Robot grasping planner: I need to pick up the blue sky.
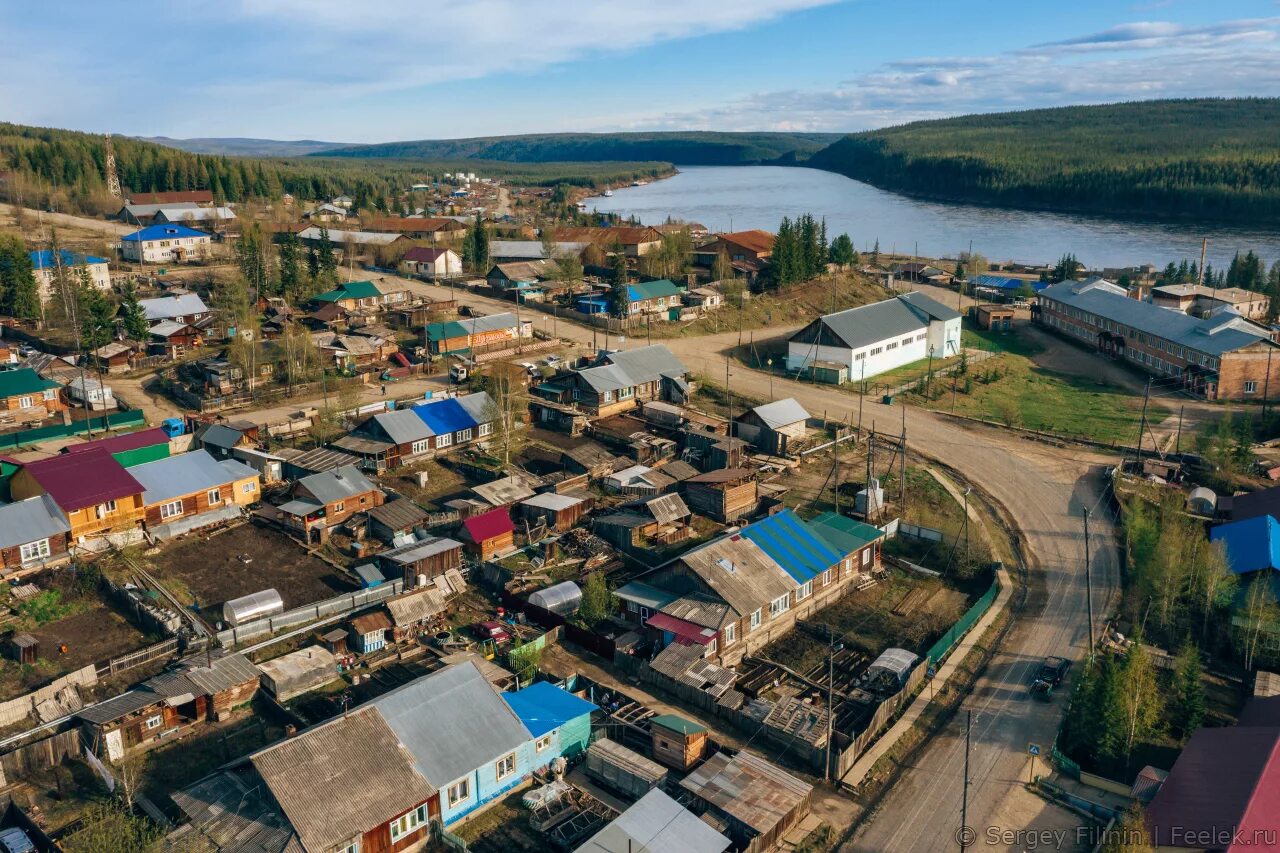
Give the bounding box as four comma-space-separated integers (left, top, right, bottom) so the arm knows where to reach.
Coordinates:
1, 0, 1277, 142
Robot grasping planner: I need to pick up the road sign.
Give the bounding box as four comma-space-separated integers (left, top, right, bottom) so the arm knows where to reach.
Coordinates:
1027, 743, 1041, 756
927, 665, 937, 679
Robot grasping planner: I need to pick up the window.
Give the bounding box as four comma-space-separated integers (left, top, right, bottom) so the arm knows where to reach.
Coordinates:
750, 609, 762, 631
901, 337, 913, 346
707, 637, 717, 654
411, 439, 429, 455
19, 539, 49, 563
389, 805, 428, 842
885, 342, 898, 350
854, 352, 866, 360
17, 396, 31, 409
333, 501, 345, 514
862, 548, 872, 567
339, 842, 360, 853
601, 390, 614, 403
870, 347, 883, 356
42, 389, 56, 401
797, 581, 813, 601
242, 481, 256, 494
618, 386, 634, 400
456, 428, 473, 442
821, 569, 831, 586
207, 488, 222, 505
95, 500, 117, 520
769, 594, 790, 618
479, 422, 493, 436
1245, 381, 1258, 394
495, 752, 516, 781
639, 606, 650, 619
436, 433, 452, 448
723, 622, 736, 646
145, 715, 163, 730
447, 779, 470, 807
536, 734, 552, 752
160, 500, 184, 519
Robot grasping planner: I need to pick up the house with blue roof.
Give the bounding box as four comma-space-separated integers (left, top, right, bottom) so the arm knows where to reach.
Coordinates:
968, 274, 1046, 297
121, 223, 211, 263
1210, 516, 1280, 576
30, 249, 111, 300
502, 681, 597, 769
623, 508, 883, 666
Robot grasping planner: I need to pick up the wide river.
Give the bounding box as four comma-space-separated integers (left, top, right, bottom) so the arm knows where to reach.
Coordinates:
583, 165, 1280, 270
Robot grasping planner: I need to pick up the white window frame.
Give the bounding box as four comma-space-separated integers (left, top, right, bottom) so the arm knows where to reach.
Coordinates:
750, 609, 762, 631
436, 433, 452, 448
601, 390, 614, 403
95, 499, 117, 520
478, 422, 493, 436
456, 428, 473, 442
821, 569, 831, 586
707, 637, 717, 654
536, 734, 552, 753
145, 715, 163, 730
723, 622, 736, 646
447, 778, 470, 807
242, 481, 256, 494
495, 752, 516, 781
42, 389, 56, 401
618, 386, 634, 400
17, 396, 32, 409
339, 842, 360, 853
1245, 381, 1258, 394
797, 581, 813, 601
160, 499, 184, 520
19, 539, 50, 563
389, 804, 428, 843
411, 439, 430, 455
207, 488, 222, 505
770, 594, 790, 618
861, 548, 872, 567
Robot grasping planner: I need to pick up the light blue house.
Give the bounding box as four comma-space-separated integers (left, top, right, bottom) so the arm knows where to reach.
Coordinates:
371, 661, 535, 826
503, 681, 597, 772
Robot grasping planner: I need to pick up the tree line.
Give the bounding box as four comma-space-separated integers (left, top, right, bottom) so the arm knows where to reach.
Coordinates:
766, 213, 859, 288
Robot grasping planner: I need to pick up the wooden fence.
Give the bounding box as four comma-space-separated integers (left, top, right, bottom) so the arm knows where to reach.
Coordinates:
0, 666, 98, 729
0, 729, 81, 786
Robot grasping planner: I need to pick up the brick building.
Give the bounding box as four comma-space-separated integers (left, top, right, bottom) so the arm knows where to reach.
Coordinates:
1035, 278, 1280, 401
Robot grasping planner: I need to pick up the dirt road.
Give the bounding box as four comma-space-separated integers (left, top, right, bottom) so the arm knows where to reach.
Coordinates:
0, 203, 133, 238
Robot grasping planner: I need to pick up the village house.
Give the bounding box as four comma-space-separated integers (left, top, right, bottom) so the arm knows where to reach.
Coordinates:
365, 497, 430, 544
0, 494, 71, 573
1036, 277, 1280, 400
533, 344, 690, 417
425, 312, 532, 356
577, 788, 730, 853
128, 450, 260, 539
503, 681, 597, 769
384, 584, 454, 642
594, 492, 692, 551
604, 464, 676, 497
153, 206, 237, 232
553, 226, 664, 256
460, 507, 515, 559
311, 331, 398, 370
276, 464, 384, 542
619, 279, 685, 316
489, 240, 589, 262
679, 468, 758, 523
29, 249, 111, 301
89, 342, 134, 374
78, 651, 260, 762
698, 230, 775, 279
301, 203, 349, 222
1149, 283, 1271, 321
310, 279, 410, 313
400, 246, 463, 279
11, 448, 146, 541
138, 293, 212, 327
297, 226, 408, 254
196, 422, 254, 459
734, 398, 810, 456
117, 201, 202, 226
684, 287, 725, 313
66, 375, 116, 411
895, 262, 953, 286
486, 260, 556, 301
350, 392, 496, 467
126, 190, 214, 206
0, 369, 65, 424
121, 223, 212, 263
364, 216, 469, 240
787, 292, 962, 380
61, 426, 171, 468
617, 509, 882, 667
349, 610, 393, 654
148, 320, 203, 357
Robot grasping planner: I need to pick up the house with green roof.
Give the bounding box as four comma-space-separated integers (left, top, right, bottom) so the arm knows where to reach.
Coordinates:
808, 511, 885, 572
620, 279, 685, 316
0, 369, 65, 423
310, 279, 410, 312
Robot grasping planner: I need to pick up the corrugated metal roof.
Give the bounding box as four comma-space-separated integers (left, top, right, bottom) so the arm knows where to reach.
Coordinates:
745, 398, 809, 430
792, 292, 958, 352
627, 279, 684, 302
412, 397, 478, 436
740, 509, 842, 583
130, 450, 252, 506
199, 423, 244, 450
251, 708, 437, 853
370, 408, 435, 445
463, 508, 514, 542
647, 612, 717, 645
679, 750, 813, 835
122, 223, 208, 242
379, 536, 463, 565
385, 587, 449, 625
366, 498, 429, 532
0, 494, 69, 550
601, 345, 688, 384
455, 391, 495, 424
474, 476, 536, 507
521, 492, 584, 512
502, 682, 597, 739
170, 770, 299, 853
636, 493, 691, 525
77, 689, 160, 725
370, 661, 532, 787
0, 368, 60, 398
1210, 516, 1280, 574
23, 447, 143, 512
677, 534, 793, 619
807, 511, 884, 555
298, 465, 378, 505
1039, 278, 1273, 357
614, 581, 677, 611
576, 788, 730, 853
139, 293, 209, 320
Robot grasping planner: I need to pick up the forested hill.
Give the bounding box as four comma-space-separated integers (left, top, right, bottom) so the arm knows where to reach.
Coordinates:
316, 131, 841, 165
805, 98, 1280, 224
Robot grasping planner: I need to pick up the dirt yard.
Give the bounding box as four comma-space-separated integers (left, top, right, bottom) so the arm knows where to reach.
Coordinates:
147, 523, 357, 612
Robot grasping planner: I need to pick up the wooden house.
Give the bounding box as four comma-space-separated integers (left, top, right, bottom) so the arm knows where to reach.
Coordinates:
0, 495, 71, 573
680, 751, 813, 853
649, 714, 709, 772
971, 303, 1015, 331
148, 321, 203, 358
561, 442, 618, 480
460, 508, 515, 559
11, 448, 146, 541
734, 398, 809, 456
366, 497, 430, 544
385, 586, 451, 643
518, 493, 588, 533
78, 652, 260, 761
130, 451, 260, 538
376, 536, 464, 586
0, 369, 65, 424
276, 465, 384, 543
92, 342, 136, 374
350, 610, 392, 654
680, 469, 757, 522
534, 345, 690, 418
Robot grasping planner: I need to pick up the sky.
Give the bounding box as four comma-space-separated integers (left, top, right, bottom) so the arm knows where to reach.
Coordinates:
1, 0, 1277, 142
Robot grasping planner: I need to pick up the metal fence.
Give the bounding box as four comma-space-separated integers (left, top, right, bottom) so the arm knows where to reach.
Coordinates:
924, 575, 1001, 666
216, 580, 405, 646
0, 409, 145, 450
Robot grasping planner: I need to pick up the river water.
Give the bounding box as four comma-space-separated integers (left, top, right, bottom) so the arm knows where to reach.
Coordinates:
582, 165, 1280, 270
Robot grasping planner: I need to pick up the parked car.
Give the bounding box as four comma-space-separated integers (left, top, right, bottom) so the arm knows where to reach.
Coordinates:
1030, 656, 1071, 700
0, 827, 36, 853
544, 355, 562, 366
473, 620, 511, 645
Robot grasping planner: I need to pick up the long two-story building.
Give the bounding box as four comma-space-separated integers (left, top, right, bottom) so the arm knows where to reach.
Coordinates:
1035, 277, 1280, 400
532, 344, 690, 418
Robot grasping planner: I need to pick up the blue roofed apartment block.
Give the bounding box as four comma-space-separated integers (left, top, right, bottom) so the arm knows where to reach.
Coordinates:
616, 508, 885, 667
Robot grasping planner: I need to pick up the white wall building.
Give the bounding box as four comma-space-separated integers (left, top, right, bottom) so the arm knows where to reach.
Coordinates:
786, 292, 962, 380
29, 250, 111, 301
120, 224, 212, 264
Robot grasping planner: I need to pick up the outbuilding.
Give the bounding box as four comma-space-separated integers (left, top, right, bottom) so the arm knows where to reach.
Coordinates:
256, 646, 340, 702
519, 492, 587, 533
460, 508, 515, 559
734, 398, 809, 456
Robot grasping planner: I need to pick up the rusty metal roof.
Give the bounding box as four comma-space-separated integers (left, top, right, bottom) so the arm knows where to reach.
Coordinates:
679, 750, 813, 835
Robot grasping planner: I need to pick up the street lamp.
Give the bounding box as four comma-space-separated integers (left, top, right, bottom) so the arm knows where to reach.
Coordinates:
825, 638, 845, 782
767, 358, 774, 401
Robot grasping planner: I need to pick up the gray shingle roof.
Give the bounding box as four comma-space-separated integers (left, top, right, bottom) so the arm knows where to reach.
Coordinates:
139, 293, 209, 321
0, 494, 69, 550
1039, 278, 1274, 357
298, 465, 378, 505
370, 661, 531, 787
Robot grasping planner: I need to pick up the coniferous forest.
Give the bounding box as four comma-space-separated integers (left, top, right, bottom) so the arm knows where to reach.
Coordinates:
806, 98, 1280, 224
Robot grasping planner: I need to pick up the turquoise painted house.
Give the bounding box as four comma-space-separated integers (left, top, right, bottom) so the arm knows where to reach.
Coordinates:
503, 681, 597, 771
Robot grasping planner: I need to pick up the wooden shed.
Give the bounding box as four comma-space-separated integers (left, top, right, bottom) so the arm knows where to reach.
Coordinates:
972, 303, 1015, 331
519, 492, 588, 533
680, 469, 758, 523
8, 633, 36, 665
649, 713, 709, 772
460, 508, 516, 560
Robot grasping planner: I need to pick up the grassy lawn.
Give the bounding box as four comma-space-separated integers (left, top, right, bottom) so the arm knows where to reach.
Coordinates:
862, 352, 962, 391
879, 466, 966, 536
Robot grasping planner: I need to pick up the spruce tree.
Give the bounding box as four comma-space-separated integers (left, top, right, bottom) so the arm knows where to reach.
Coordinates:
119, 283, 149, 341
1171, 641, 1205, 740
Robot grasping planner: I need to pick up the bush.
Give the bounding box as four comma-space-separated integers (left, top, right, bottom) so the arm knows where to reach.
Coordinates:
20, 590, 74, 625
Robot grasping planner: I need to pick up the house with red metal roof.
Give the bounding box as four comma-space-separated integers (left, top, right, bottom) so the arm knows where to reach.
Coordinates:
9, 448, 146, 541
460, 508, 515, 560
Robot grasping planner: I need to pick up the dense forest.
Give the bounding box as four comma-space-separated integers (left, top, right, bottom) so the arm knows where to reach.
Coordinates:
316, 131, 841, 165
806, 98, 1280, 224
0, 123, 670, 215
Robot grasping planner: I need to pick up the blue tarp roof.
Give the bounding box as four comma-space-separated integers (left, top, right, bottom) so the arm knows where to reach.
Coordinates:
740, 508, 844, 583
29, 249, 108, 269
412, 397, 477, 435
122, 223, 208, 242
969, 274, 1047, 292
1210, 515, 1280, 575
502, 681, 597, 738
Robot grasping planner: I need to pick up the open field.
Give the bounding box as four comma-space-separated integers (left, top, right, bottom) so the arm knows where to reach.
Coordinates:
147, 523, 356, 612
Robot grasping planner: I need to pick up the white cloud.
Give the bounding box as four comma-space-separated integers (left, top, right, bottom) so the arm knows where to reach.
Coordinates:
1036, 17, 1280, 51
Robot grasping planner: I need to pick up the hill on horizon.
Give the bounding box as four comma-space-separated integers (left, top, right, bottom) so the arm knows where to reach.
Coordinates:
138, 136, 353, 157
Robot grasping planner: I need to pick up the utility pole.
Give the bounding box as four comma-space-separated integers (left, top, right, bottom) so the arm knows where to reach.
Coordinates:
960, 709, 972, 853
1084, 509, 1094, 657
962, 487, 971, 565
1133, 378, 1152, 472
1175, 405, 1184, 456
899, 406, 907, 511
1264, 346, 1274, 423
824, 636, 843, 782
857, 360, 866, 438
1198, 237, 1208, 286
